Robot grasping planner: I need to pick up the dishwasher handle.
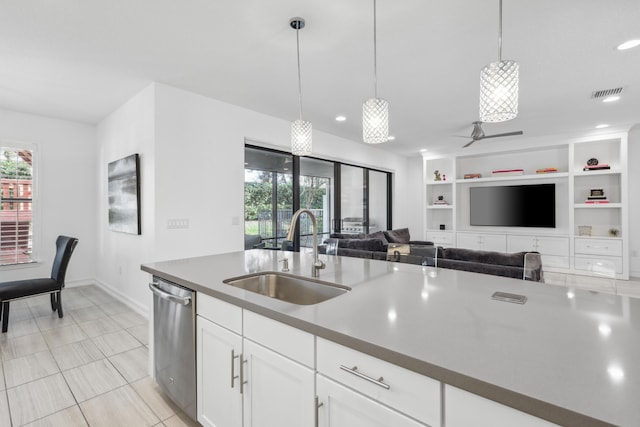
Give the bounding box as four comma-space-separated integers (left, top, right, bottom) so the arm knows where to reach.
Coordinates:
149, 282, 192, 306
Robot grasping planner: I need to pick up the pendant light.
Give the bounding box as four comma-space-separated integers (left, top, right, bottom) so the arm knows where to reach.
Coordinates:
290, 17, 312, 156
479, 0, 519, 122
363, 0, 389, 144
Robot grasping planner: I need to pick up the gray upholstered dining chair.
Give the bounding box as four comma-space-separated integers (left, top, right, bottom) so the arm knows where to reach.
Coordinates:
0, 235, 78, 332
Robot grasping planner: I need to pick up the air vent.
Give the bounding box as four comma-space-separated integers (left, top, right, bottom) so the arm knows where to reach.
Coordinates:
591, 87, 623, 99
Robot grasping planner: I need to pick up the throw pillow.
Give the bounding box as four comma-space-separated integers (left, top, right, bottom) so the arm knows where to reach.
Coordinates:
383, 228, 411, 244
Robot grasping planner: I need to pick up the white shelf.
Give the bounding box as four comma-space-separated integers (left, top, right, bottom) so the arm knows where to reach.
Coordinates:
573, 169, 622, 177
574, 203, 622, 209
426, 205, 453, 210
426, 181, 453, 185
455, 172, 569, 184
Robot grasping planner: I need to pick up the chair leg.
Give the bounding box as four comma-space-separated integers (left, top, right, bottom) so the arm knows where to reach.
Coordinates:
57, 292, 63, 318
50, 293, 57, 311
2, 301, 9, 333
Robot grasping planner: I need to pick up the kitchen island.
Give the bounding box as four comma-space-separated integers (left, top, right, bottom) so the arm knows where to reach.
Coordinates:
142, 249, 639, 427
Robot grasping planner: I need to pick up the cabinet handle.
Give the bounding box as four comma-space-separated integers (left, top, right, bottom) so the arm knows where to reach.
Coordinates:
586, 245, 608, 250
315, 396, 324, 427
231, 350, 239, 388
239, 354, 247, 394
339, 365, 390, 390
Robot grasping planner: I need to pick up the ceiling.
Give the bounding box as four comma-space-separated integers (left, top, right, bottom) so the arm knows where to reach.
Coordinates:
1, 0, 639, 157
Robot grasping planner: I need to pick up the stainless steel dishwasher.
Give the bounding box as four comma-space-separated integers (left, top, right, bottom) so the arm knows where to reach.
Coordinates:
149, 277, 196, 421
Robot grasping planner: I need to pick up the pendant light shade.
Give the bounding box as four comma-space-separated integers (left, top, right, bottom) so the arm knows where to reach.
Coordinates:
291, 119, 312, 156
363, 98, 389, 144
479, 0, 519, 123
290, 17, 312, 156
363, 0, 389, 144
479, 60, 519, 122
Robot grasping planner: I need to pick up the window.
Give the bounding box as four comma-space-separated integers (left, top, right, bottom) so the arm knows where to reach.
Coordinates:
1, 146, 34, 266
244, 145, 391, 251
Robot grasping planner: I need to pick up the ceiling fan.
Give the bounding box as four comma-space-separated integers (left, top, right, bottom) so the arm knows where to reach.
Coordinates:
462, 121, 523, 148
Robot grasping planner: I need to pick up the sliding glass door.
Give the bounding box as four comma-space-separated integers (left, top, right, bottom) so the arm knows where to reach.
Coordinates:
244, 145, 391, 251
299, 157, 334, 249
244, 147, 293, 248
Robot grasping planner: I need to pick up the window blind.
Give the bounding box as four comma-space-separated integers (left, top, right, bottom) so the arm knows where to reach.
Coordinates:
0, 147, 34, 266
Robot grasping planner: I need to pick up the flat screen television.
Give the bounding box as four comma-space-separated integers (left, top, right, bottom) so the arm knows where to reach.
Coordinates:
470, 183, 556, 228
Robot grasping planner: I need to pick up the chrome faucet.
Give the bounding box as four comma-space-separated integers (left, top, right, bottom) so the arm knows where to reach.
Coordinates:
285, 208, 326, 277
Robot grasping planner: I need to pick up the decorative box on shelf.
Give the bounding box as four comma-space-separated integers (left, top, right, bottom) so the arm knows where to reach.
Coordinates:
585, 188, 608, 203
463, 173, 481, 179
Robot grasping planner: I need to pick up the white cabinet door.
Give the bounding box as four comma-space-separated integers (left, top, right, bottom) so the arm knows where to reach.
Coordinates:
481, 233, 507, 252
317, 375, 425, 427
457, 233, 506, 252
243, 339, 315, 427
445, 385, 558, 427
196, 316, 243, 427
508, 235, 570, 268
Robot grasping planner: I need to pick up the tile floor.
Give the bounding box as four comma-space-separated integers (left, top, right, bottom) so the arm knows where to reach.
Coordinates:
0, 285, 199, 427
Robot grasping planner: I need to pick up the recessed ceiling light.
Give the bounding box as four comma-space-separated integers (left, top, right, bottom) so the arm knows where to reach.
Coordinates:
602, 96, 620, 103
617, 39, 640, 50
419, 149, 428, 153
335, 115, 346, 122
387, 135, 396, 141
595, 124, 610, 129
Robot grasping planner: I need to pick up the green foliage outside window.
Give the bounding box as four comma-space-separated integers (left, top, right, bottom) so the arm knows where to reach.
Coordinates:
1, 150, 32, 179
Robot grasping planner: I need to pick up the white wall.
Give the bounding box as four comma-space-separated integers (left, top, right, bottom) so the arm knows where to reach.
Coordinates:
628, 124, 640, 278
0, 108, 96, 284
96, 85, 156, 313
97, 83, 417, 313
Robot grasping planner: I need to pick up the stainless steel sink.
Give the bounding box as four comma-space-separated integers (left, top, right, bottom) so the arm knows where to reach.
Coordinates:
223, 272, 350, 305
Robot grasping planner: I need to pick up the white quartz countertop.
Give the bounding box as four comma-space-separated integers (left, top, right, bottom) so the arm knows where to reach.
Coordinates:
141, 249, 639, 427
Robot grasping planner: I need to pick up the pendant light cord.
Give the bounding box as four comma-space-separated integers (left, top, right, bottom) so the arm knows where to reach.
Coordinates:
497, 0, 503, 62
296, 26, 303, 120
373, 0, 378, 98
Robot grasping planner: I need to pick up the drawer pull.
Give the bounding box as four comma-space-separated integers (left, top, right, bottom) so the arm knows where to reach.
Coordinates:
340, 365, 390, 390
231, 349, 239, 388
586, 245, 608, 250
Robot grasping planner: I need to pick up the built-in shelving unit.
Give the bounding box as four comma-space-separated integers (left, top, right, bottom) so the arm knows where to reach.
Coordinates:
423, 133, 629, 279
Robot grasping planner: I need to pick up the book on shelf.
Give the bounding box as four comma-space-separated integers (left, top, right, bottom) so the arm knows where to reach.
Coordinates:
433, 201, 449, 205
583, 164, 611, 171
463, 173, 481, 179
584, 199, 610, 204
587, 196, 607, 200
535, 167, 558, 174
491, 169, 524, 176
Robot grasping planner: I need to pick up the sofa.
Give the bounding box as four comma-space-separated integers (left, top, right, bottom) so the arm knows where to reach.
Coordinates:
395, 247, 543, 282
319, 229, 544, 282
318, 228, 434, 260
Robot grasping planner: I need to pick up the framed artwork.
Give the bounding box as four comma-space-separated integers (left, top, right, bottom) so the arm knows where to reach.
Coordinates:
108, 153, 141, 235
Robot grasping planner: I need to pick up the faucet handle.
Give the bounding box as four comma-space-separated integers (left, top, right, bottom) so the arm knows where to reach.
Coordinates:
314, 259, 326, 270
280, 257, 289, 272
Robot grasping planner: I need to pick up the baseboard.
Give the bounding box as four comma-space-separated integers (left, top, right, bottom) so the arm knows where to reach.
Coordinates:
93, 278, 149, 318
65, 278, 97, 288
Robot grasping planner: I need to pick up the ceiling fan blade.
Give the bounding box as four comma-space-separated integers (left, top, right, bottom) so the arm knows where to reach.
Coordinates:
463, 139, 476, 148
482, 131, 524, 139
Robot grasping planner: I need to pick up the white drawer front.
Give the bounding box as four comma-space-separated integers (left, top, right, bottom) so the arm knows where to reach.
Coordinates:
574, 256, 623, 275
243, 310, 314, 368
196, 293, 242, 334
317, 338, 440, 426
574, 238, 622, 257
445, 385, 559, 427
427, 231, 454, 245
